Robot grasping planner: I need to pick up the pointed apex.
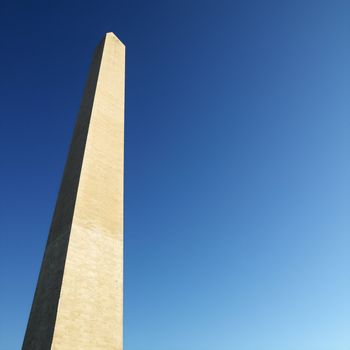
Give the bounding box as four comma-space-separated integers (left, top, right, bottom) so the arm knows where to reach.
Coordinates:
105, 32, 125, 46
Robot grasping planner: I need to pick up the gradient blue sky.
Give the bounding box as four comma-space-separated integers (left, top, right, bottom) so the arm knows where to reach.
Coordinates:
1, 1, 350, 349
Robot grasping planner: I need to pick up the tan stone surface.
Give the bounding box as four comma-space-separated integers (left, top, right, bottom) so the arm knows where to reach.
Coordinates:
22, 33, 125, 350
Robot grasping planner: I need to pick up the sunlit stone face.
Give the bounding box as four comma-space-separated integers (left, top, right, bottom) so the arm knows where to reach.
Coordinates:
22, 33, 125, 350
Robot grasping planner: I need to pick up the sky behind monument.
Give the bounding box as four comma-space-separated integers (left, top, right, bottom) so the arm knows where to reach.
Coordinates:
1, 1, 350, 349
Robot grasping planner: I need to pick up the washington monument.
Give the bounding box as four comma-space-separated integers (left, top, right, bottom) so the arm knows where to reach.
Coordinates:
22, 32, 125, 349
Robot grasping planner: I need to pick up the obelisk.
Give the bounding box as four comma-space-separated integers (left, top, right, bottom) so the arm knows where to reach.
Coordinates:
22, 32, 125, 350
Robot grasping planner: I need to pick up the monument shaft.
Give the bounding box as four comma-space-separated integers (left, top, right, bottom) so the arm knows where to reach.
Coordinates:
23, 33, 125, 350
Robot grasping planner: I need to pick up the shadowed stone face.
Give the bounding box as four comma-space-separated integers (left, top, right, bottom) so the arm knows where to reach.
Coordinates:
22, 32, 125, 350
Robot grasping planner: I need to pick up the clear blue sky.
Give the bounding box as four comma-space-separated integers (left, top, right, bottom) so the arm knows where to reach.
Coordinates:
1, 1, 349, 349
